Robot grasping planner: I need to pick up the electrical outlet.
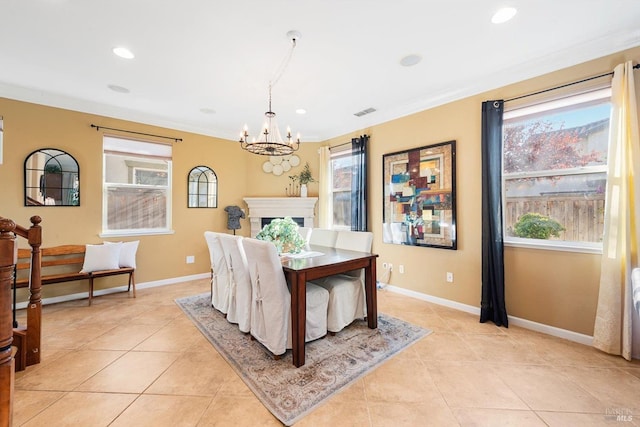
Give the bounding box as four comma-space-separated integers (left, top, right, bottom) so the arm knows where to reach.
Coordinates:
186, 255, 195, 264
399, 265, 405, 274
382, 262, 388, 270
446, 272, 453, 283
388, 263, 393, 272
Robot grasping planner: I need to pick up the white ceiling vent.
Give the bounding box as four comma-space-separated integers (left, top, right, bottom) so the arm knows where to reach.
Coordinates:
354, 107, 377, 117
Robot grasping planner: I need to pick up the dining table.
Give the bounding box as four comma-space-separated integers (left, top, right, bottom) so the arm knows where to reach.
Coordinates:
281, 244, 378, 367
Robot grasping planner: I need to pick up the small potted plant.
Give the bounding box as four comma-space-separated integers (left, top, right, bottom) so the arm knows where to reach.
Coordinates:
256, 217, 306, 254
289, 162, 315, 197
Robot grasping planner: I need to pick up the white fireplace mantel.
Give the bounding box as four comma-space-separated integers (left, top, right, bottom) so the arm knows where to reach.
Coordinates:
243, 197, 318, 237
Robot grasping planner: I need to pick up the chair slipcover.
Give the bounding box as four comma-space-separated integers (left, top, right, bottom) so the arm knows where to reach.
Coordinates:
315, 230, 373, 333
204, 231, 231, 314
308, 228, 338, 247
298, 226, 312, 244
218, 234, 252, 333
242, 238, 329, 356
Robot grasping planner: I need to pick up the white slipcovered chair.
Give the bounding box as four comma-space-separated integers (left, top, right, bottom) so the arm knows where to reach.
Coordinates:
315, 230, 373, 333
298, 226, 312, 245
308, 228, 338, 247
204, 231, 231, 314
241, 238, 329, 357
218, 234, 252, 333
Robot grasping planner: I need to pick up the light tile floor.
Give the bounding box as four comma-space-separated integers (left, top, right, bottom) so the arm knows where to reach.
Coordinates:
11, 279, 640, 426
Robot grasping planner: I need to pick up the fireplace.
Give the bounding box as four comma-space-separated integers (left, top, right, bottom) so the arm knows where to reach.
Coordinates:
244, 197, 318, 237
261, 217, 304, 228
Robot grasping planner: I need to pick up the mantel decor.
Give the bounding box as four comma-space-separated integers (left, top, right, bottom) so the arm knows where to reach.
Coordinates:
382, 140, 457, 249
287, 162, 315, 197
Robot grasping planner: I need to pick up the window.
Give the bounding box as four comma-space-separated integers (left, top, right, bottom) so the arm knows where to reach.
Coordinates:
102, 136, 172, 235
329, 149, 353, 229
502, 88, 611, 251
188, 166, 217, 208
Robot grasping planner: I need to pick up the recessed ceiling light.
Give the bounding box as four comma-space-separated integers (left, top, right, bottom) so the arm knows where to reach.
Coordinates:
399, 54, 422, 67
296, 108, 307, 115
491, 7, 517, 24
199, 108, 216, 114
107, 84, 130, 93
113, 46, 135, 59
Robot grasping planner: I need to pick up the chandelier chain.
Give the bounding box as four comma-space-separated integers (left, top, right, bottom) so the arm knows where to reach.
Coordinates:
270, 38, 297, 89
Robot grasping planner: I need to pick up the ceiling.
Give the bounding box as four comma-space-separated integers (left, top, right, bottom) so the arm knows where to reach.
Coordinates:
1, 0, 639, 143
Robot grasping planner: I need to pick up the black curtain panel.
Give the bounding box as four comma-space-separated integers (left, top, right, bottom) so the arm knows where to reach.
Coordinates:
351, 135, 369, 232
480, 101, 508, 327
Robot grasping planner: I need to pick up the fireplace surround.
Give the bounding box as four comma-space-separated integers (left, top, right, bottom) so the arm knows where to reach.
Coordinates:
243, 197, 318, 238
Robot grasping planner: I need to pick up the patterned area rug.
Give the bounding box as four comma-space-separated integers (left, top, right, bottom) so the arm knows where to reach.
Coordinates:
176, 293, 431, 426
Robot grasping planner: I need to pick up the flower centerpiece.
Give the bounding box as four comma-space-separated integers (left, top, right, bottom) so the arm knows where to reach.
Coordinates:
256, 217, 306, 254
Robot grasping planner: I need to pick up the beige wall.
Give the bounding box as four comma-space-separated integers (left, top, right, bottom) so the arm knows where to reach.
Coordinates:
244, 143, 321, 198
2, 46, 639, 336
0, 99, 320, 299
323, 46, 640, 337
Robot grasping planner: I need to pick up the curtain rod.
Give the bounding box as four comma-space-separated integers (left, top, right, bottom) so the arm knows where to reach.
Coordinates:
505, 63, 640, 103
330, 141, 352, 150
90, 124, 182, 142
329, 135, 369, 151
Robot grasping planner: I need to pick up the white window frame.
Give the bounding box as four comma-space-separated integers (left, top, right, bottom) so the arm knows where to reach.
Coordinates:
328, 148, 352, 231
502, 87, 611, 254
101, 136, 174, 237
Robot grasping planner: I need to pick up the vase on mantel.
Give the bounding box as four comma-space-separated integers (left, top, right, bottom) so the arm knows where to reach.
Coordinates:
300, 184, 308, 198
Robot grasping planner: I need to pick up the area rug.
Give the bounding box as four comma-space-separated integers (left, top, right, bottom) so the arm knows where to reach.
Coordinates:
176, 293, 431, 426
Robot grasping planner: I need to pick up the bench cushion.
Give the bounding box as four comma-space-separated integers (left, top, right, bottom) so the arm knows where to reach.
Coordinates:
80, 243, 122, 273
105, 240, 139, 268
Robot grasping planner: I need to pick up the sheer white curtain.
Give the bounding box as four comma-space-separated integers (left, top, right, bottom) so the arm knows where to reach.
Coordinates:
593, 61, 640, 360
317, 146, 331, 228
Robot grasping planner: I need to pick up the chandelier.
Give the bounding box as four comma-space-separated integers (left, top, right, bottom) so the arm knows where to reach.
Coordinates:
239, 31, 301, 156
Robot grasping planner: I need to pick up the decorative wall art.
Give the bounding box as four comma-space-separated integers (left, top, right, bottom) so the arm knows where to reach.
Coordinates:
187, 165, 217, 208
382, 140, 457, 249
262, 154, 300, 176
24, 148, 80, 206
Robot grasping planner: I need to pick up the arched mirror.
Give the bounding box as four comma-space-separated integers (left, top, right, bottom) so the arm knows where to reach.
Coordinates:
188, 166, 217, 208
24, 148, 79, 206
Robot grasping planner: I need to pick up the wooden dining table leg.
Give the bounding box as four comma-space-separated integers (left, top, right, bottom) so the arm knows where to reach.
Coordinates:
288, 270, 307, 367
365, 258, 378, 329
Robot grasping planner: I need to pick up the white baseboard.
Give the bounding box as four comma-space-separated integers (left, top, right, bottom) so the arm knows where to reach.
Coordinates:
382, 284, 594, 347
14, 272, 210, 310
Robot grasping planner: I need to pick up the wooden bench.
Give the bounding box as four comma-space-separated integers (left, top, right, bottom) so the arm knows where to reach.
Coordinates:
15, 244, 136, 305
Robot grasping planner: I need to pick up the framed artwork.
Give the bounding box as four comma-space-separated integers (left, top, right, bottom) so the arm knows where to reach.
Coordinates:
382, 140, 457, 249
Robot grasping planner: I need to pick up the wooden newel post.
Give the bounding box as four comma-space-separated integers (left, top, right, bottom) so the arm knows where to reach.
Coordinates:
26, 216, 42, 367
0, 218, 18, 427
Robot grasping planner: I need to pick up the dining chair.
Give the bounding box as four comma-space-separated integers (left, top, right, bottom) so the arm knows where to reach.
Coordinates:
218, 234, 252, 333
241, 238, 329, 358
297, 226, 312, 244
315, 230, 373, 333
308, 228, 338, 247
204, 231, 231, 314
